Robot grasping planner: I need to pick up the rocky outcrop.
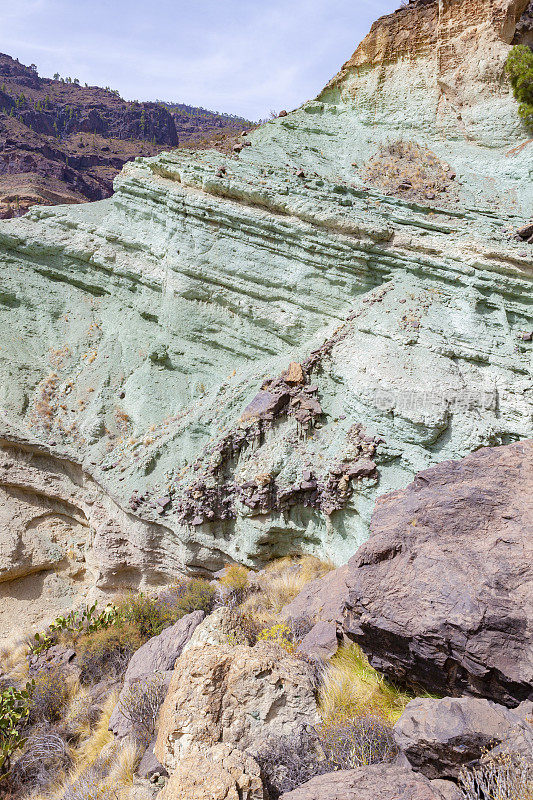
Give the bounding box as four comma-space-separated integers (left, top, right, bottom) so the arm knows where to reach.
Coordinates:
154, 641, 319, 771
108, 610, 204, 738
0, 1, 531, 632
393, 697, 533, 779
157, 744, 264, 800
0, 54, 253, 217
284, 441, 533, 706
278, 764, 450, 800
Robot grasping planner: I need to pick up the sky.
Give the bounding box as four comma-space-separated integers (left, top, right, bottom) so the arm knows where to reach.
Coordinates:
0, 0, 401, 121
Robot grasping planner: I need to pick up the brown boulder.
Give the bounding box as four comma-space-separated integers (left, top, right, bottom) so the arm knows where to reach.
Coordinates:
155, 641, 319, 772
393, 697, 533, 779
283, 441, 533, 706
278, 764, 449, 799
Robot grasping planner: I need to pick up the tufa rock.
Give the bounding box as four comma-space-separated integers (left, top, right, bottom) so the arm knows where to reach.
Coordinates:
283, 441, 533, 706
393, 697, 533, 779
157, 743, 264, 800
154, 640, 319, 771
279, 764, 450, 799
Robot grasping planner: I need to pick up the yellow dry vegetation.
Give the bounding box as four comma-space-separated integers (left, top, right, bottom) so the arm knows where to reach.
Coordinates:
319, 644, 413, 725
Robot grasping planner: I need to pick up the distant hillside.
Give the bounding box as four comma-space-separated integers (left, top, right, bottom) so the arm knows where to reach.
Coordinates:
0, 55, 256, 217
157, 101, 256, 150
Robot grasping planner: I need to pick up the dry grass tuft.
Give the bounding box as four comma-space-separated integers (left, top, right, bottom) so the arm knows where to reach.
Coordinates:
0, 639, 30, 684
241, 555, 334, 627
319, 644, 412, 725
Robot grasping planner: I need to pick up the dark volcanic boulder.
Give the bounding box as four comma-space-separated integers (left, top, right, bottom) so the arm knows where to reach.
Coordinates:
283, 440, 533, 706
393, 697, 533, 779
279, 764, 449, 799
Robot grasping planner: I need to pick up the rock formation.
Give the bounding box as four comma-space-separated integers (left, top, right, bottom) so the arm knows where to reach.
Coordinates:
278, 764, 451, 800
154, 641, 319, 770
393, 697, 533, 779
0, 54, 253, 218
283, 440, 533, 706
0, 0, 531, 639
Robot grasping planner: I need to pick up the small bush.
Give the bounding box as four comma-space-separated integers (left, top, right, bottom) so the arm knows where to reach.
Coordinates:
117, 672, 167, 745
28, 670, 70, 724
506, 45, 533, 128
76, 623, 142, 685
254, 729, 326, 800
458, 751, 533, 800
116, 592, 182, 640
257, 623, 296, 654
319, 644, 412, 725
219, 564, 250, 605
10, 730, 72, 793
318, 715, 397, 769
173, 578, 216, 616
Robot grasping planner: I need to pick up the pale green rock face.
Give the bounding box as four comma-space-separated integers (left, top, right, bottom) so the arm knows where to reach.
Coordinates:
0, 3, 531, 623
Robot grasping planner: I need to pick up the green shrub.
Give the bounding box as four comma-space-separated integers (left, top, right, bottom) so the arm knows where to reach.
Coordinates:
116, 593, 182, 640
28, 670, 70, 724
173, 578, 216, 616
0, 682, 33, 779
76, 623, 143, 685
506, 45, 533, 128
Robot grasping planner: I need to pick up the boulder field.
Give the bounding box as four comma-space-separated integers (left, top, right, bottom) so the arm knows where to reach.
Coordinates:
0, 0, 532, 638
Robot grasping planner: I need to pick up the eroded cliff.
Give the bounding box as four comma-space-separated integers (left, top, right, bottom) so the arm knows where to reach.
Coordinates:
0, 0, 531, 639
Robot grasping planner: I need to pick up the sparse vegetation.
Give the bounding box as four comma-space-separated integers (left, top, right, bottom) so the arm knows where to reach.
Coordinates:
362, 140, 457, 202
117, 672, 167, 745
76, 623, 143, 685
318, 715, 397, 769
318, 644, 412, 725
219, 564, 251, 605
458, 751, 533, 800
240, 556, 333, 628
505, 45, 533, 128
27, 670, 70, 725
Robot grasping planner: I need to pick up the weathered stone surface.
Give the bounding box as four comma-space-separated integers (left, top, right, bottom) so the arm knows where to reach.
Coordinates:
181, 607, 237, 654
136, 738, 168, 781
157, 744, 264, 800
0, 0, 531, 636
154, 641, 319, 771
297, 621, 338, 661
284, 441, 533, 706
429, 780, 462, 800
393, 697, 533, 779
279, 764, 449, 799
109, 611, 204, 738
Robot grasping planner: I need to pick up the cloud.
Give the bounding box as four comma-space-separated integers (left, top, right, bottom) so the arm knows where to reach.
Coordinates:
0, 0, 400, 119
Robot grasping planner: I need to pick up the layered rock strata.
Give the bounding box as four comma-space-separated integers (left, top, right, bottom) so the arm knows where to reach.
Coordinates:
0, 0, 531, 637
